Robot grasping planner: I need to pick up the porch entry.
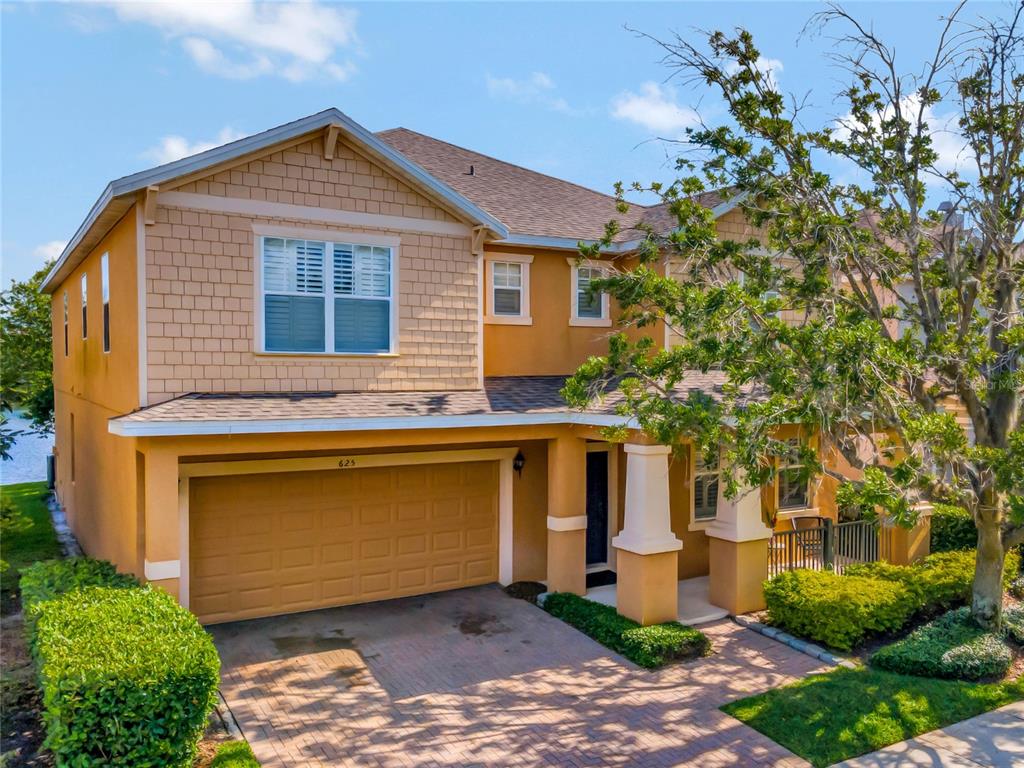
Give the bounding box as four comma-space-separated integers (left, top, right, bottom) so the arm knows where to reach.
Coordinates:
585, 450, 609, 567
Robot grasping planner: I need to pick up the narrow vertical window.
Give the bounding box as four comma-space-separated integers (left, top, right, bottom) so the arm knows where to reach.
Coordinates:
101, 254, 110, 352
693, 446, 721, 522
778, 437, 809, 510
80, 273, 88, 339
62, 292, 69, 357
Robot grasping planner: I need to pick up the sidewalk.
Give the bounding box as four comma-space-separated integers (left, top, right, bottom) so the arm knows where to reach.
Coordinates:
836, 700, 1024, 767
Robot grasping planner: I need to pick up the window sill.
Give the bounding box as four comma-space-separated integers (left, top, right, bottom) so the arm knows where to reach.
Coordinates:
776, 507, 820, 520
570, 316, 612, 328
484, 314, 533, 326
689, 518, 716, 532
255, 350, 400, 358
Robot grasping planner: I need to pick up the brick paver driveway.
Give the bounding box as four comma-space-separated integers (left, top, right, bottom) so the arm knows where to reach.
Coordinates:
210, 585, 822, 767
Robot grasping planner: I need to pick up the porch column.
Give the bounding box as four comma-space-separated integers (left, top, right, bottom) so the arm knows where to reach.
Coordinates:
613, 444, 682, 625
880, 504, 933, 565
546, 435, 587, 595
142, 447, 182, 601
705, 483, 772, 614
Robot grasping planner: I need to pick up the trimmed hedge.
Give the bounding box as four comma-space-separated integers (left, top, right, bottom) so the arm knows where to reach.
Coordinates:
543, 592, 710, 668
930, 504, 977, 552
33, 585, 220, 767
871, 607, 1013, 681
845, 549, 1021, 615
1004, 606, 1024, 646
20, 556, 140, 641
763, 570, 917, 651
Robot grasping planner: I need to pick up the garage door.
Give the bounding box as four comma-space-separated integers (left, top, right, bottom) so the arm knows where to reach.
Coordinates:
189, 460, 498, 623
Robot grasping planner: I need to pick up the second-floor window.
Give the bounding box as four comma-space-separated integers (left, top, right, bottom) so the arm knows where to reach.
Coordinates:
260, 236, 393, 354
693, 446, 721, 523
569, 260, 610, 326
80, 273, 88, 339
778, 437, 810, 510
101, 253, 110, 352
62, 292, 69, 357
492, 262, 523, 316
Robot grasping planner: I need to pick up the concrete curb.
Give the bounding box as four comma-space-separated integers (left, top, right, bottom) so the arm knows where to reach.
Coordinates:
216, 691, 246, 741
733, 614, 857, 669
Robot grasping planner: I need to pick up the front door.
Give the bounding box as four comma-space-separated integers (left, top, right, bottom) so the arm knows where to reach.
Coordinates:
585, 451, 609, 566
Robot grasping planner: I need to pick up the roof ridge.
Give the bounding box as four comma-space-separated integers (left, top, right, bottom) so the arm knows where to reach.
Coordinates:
377, 126, 637, 205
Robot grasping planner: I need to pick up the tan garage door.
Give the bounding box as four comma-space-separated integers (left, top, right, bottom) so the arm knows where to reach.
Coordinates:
189, 460, 499, 623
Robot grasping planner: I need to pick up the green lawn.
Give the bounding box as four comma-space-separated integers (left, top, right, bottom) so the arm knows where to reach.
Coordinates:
722, 666, 1024, 767
210, 740, 260, 767
1, 481, 60, 615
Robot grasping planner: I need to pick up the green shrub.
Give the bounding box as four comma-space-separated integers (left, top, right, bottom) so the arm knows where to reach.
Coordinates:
845, 550, 1021, 615
1004, 606, 1024, 645
20, 557, 140, 641
1010, 576, 1024, 600
930, 504, 977, 552
763, 569, 917, 651
871, 607, 1012, 681
33, 585, 219, 767
543, 592, 710, 668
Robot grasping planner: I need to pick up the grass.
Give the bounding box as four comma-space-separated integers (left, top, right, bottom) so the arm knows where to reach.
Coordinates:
1, 481, 60, 615
722, 666, 1024, 767
209, 740, 260, 767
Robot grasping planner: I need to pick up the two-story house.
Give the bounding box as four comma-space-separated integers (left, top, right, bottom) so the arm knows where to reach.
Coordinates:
43, 108, 868, 627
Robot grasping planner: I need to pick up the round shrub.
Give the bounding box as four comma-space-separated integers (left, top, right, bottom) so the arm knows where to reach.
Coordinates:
763, 569, 917, 651
33, 585, 220, 767
1004, 606, 1024, 645
929, 504, 977, 552
871, 607, 1012, 681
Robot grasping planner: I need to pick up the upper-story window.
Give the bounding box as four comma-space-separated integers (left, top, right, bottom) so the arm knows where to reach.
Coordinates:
62, 292, 69, 357
692, 446, 721, 525
568, 259, 610, 326
259, 236, 394, 355
80, 273, 88, 339
484, 254, 532, 325
778, 437, 809, 510
100, 253, 110, 353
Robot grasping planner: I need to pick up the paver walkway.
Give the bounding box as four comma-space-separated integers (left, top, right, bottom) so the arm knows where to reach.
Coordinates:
837, 700, 1024, 767
210, 585, 824, 767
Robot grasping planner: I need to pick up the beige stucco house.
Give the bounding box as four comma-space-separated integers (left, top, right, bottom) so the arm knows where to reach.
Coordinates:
42, 107, 900, 627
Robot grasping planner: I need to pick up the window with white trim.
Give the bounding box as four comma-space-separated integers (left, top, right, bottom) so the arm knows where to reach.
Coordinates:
576, 265, 603, 318
260, 236, 393, 354
100, 253, 110, 352
693, 446, 721, 522
491, 261, 523, 316
80, 273, 88, 339
62, 292, 68, 357
778, 437, 809, 510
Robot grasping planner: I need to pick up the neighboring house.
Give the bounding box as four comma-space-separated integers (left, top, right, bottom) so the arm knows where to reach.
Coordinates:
42, 108, 895, 627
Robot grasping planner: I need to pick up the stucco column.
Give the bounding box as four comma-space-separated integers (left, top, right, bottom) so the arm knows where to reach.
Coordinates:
705, 482, 772, 614
613, 444, 682, 625
546, 434, 587, 595
142, 447, 182, 601
881, 504, 933, 565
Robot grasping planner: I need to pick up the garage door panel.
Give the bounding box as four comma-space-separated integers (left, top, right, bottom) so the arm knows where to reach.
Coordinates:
190, 459, 499, 623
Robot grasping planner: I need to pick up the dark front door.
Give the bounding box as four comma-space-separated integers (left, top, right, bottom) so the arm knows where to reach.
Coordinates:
585, 451, 609, 565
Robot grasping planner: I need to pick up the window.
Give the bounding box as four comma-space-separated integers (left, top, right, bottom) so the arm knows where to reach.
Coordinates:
693, 446, 721, 523
568, 259, 610, 326
260, 236, 393, 354
100, 253, 110, 352
778, 437, 809, 510
80, 273, 88, 339
62, 292, 68, 357
492, 262, 523, 315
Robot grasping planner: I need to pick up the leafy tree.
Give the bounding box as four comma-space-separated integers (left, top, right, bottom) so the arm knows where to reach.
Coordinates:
1, 262, 54, 449
565, 3, 1022, 628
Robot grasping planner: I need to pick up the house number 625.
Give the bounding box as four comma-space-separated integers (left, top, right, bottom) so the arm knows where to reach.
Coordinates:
337, 458, 357, 468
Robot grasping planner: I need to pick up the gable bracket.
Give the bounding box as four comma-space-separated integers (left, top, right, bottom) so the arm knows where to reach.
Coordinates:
471, 226, 488, 256
323, 125, 340, 160
142, 186, 159, 225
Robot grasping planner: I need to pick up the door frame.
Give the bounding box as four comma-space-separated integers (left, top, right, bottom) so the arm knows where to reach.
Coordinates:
585, 442, 619, 573
177, 446, 519, 610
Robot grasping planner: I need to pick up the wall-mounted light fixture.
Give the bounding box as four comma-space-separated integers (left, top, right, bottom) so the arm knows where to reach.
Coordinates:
513, 450, 525, 478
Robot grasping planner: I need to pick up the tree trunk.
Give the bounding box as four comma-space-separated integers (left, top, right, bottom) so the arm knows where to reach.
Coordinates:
972, 516, 1005, 630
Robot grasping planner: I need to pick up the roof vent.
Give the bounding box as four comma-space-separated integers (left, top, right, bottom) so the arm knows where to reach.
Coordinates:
465, 164, 475, 176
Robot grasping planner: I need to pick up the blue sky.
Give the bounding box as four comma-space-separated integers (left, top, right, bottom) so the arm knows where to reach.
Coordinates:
1, 1, 999, 284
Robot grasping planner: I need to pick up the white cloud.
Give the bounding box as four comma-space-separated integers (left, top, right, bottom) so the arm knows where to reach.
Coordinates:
834, 94, 970, 173
611, 82, 700, 134
33, 240, 68, 263
486, 71, 573, 114
726, 56, 784, 89
143, 127, 248, 165
98, 1, 358, 82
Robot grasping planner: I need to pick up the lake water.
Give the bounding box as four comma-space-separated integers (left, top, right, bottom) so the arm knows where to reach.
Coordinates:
1, 411, 53, 485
